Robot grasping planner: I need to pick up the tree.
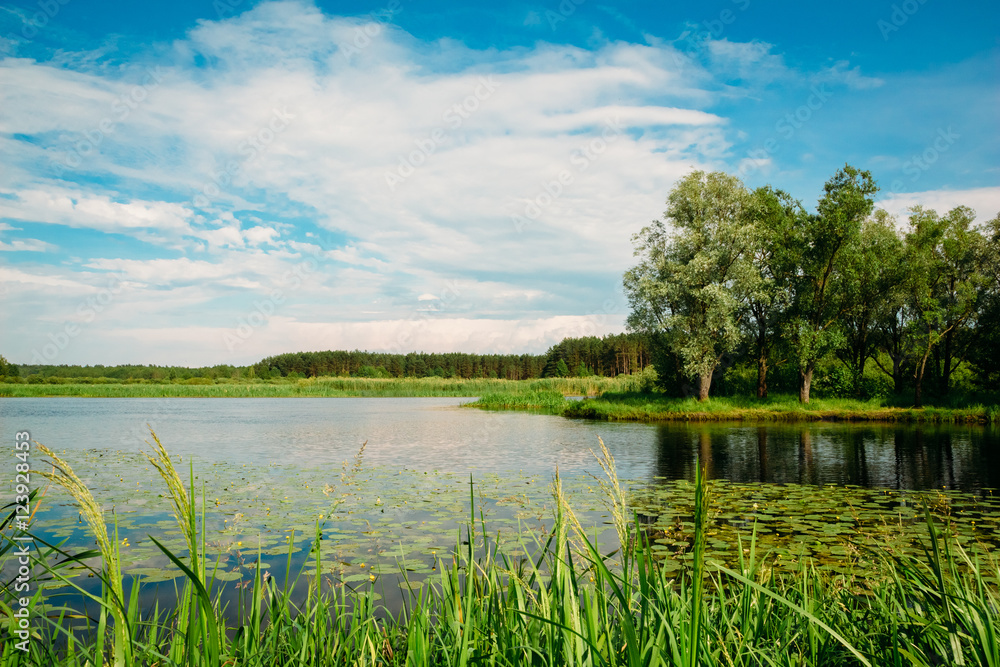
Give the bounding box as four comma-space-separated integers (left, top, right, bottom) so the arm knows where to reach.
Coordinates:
0, 355, 16, 378
624, 170, 752, 401
906, 206, 989, 406
967, 212, 1000, 388
837, 209, 906, 396
742, 186, 799, 398
785, 165, 877, 403
555, 359, 570, 377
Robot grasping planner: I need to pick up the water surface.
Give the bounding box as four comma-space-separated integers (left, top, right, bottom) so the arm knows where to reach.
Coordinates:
2, 397, 996, 490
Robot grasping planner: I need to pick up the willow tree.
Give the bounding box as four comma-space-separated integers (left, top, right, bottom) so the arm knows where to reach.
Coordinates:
624, 171, 752, 401
906, 205, 989, 406
837, 208, 906, 396
742, 186, 800, 398
785, 165, 877, 403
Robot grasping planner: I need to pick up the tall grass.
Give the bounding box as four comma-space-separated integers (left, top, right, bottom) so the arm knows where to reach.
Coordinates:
469, 390, 568, 412
3, 433, 998, 665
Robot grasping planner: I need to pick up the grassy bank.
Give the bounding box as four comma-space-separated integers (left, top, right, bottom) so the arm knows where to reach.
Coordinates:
0, 376, 624, 398
3, 436, 997, 666
469, 390, 1000, 423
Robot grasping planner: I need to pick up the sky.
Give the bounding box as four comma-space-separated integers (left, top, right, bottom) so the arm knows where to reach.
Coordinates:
1, 0, 998, 367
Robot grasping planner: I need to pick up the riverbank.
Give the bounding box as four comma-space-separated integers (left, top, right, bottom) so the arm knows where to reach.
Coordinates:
468, 391, 1000, 424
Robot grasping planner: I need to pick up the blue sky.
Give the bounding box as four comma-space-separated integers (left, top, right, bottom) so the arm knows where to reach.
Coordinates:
1, 0, 997, 366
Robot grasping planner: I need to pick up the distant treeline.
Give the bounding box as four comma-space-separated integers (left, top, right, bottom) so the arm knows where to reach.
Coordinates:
0, 360, 249, 383
0, 333, 653, 383
252, 333, 652, 379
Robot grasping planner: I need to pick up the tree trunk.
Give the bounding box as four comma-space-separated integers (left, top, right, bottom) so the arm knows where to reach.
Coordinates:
698, 371, 713, 402
941, 327, 953, 394
914, 350, 932, 408
892, 353, 904, 394
799, 367, 813, 403
855, 329, 869, 397
756, 355, 768, 399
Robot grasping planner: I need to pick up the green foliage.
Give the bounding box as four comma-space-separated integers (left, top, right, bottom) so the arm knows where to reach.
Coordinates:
0, 354, 15, 378
471, 390, 567, 411
624, 171, 753, 400
355, 364, 391, 378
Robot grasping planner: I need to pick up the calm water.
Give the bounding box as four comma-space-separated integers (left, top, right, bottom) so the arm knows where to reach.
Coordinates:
3, 397, 998, 625
2, 397, 997, 491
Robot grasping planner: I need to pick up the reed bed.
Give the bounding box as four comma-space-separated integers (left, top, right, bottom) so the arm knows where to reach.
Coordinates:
2, 433, 998, 666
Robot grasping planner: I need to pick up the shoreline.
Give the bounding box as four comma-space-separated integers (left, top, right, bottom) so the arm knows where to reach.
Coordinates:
467, 391, 999, 425
3, 381, 996, 424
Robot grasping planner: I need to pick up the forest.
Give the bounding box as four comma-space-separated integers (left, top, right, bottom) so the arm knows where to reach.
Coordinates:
0, 333, 652, 384
624, 166, 1000, 405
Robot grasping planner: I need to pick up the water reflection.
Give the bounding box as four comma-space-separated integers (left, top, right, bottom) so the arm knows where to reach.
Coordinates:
652, 423, 999, 490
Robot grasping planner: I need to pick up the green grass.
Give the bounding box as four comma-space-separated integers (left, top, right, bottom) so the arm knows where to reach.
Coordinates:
463, 389, 997, 423
465, 390, 569, 412
559, 392, 998, 423
0, 376, 624, 398
3, 433, 998, 665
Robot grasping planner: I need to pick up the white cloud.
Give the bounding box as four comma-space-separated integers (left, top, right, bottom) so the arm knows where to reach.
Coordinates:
0, 187, 194, 236
0, 266, 93, 291
816, 60, 884, 90
877, 186, 1000, 223
0, 237, 55, 252
105, 314, 628, 366
706, 39, 788, 84
82, 257, 247, 285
